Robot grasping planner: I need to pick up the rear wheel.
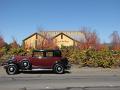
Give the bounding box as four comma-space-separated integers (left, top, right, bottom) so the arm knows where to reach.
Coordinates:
6, 64, 19, 75
53, 64, 64, 74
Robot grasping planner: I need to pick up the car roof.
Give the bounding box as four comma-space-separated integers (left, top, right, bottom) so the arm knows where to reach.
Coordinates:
32, 49, 60, 52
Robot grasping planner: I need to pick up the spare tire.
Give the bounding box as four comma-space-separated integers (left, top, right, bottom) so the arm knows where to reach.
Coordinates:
20, 60, 31, 70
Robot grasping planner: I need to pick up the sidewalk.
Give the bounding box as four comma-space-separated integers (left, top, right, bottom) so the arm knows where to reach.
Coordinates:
71, 65, 120, 76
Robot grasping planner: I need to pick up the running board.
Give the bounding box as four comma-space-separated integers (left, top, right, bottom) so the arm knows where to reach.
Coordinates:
32, 68, 53, 71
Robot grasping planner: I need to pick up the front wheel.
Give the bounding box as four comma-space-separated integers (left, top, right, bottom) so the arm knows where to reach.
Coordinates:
6, 64, 19, 75
53, 64, 64, 74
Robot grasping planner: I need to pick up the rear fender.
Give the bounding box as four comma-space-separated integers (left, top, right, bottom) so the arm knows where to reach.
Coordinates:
52, 60, 64, 69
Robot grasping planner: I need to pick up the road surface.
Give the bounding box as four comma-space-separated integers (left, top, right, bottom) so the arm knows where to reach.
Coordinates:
0, 66, 120, 90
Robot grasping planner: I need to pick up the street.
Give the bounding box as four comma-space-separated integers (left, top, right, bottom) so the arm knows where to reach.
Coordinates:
0, 66, 120, 90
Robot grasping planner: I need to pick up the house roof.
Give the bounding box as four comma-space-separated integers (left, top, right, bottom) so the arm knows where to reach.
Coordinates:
39, 31, 85, 42
23, 31, 85, 42
52, 32, 79, 42
23, 32, 45, 41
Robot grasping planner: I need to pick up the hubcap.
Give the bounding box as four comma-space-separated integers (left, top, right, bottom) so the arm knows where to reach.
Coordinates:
57, 67, 62, 71
9, 67, 14, 72
23, 62, 27, 66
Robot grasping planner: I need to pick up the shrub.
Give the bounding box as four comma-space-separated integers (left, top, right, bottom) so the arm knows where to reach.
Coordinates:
9, 48, 26, 55
61, 46, 120, 68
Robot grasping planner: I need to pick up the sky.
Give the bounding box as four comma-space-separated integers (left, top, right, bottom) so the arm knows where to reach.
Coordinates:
0, 0, 120, 44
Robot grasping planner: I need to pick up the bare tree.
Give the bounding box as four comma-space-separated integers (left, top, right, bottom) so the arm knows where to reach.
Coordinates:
37, 30, 58, 49
78, 27, 101, 50
110, 31, 120, 50
44, 36, 59, 49
10, 37, 19, 48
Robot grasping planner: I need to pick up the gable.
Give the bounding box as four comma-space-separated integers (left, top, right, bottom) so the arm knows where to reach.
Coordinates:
53, 33, 74, 47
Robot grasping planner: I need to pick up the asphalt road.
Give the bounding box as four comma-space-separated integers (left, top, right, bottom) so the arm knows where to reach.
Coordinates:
0, 66, 120, 90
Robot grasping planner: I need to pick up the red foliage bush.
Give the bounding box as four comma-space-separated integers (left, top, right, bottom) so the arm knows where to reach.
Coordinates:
0, 36, 5, 48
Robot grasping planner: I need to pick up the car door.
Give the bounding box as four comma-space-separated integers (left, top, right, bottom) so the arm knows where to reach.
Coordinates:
30, 51, 46, 68
40, 51, 61, 69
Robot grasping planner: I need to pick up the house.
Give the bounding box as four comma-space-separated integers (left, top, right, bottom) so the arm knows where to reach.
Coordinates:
23, 31, 85, 50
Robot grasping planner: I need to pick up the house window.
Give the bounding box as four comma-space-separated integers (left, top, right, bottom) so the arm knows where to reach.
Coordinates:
36, 34, 38, 39
61, 34, 63, 39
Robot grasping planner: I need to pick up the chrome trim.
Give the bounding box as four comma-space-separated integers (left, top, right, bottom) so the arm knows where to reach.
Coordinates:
32, 68, 53, 71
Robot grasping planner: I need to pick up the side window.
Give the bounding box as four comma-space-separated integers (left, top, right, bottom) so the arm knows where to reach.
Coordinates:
46, 52, 53, 57
53, 51, 61, 57
33, 52, 44, 58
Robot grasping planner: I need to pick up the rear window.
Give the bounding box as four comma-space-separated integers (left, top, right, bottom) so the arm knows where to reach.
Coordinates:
53, 51, 61, 57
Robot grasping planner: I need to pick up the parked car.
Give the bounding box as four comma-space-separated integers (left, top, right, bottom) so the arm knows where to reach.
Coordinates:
3, 50, 71, 75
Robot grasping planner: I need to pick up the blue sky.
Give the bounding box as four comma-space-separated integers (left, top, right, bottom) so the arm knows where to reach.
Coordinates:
0, 0, 120, 44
